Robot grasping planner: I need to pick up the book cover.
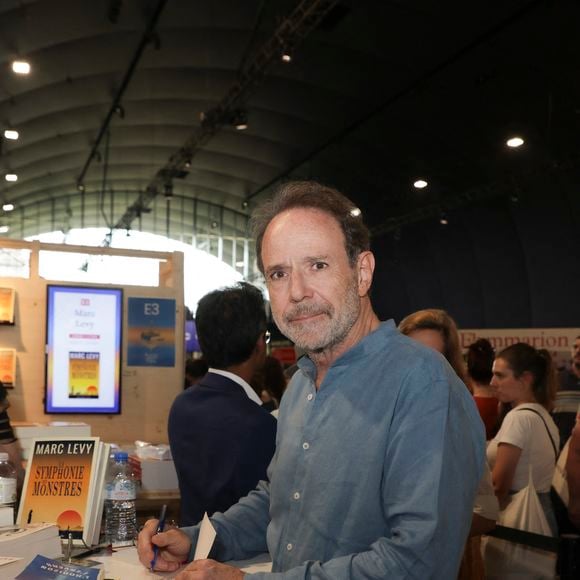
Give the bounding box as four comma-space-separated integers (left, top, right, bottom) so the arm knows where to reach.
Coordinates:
16, 438, 101, 544
0, 287, 15, 325
15, 554, 103, 579
68, 352, 100, 398
0, 347, 16, 386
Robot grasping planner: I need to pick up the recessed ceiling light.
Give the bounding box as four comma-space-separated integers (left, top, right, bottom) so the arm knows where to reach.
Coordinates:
0, 226, 9, 234
350, 207, 362, 217
506, 136, 524, 148
281, 53, 292, 63
413, 179, 428, 189
2, 203, 14, 212
12, 60, 31, 75
439, 212, 449, 226
235, 261, 245, 268
3, 130, 19, 140
5, 174, 18, 182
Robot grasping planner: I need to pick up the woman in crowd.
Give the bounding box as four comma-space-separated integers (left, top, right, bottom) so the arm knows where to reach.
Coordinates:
485, 343, 560, 578
467, 339, 499, 440
398, 309, 470, 386
399, 309, 498, 580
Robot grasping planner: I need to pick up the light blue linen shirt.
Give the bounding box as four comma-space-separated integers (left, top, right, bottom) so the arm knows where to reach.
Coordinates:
182, 320, 485, 579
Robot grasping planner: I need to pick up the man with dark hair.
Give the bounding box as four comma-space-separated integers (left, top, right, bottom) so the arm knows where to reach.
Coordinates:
139, 181, 484, 579
168, 282, 276, 527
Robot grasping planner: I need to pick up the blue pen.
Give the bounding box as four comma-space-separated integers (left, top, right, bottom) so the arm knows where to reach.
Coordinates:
150, 504, 168, 572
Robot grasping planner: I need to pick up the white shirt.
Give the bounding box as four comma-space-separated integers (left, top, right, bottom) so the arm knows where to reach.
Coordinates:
487, 403, 559, 492
208, 367, 262, 406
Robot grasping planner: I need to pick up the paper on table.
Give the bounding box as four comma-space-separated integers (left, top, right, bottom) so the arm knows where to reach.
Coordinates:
193, 513, 216, 561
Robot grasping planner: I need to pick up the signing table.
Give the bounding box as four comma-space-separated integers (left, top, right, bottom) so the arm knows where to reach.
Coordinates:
92, 546, 272, 578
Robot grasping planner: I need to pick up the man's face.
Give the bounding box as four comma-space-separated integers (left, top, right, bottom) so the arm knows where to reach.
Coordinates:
261, 208, 362, 353
572, 337, 580, 370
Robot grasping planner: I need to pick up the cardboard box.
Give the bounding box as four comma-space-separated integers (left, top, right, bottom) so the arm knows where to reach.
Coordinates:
129, 456, 178, 491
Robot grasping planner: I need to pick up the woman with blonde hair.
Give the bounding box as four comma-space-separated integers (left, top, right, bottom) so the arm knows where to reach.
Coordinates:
398, 308, 469, 387
399, 309, 497, 580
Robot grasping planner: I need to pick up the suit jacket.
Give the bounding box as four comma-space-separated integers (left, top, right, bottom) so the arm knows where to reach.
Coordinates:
168, 371, 277, 526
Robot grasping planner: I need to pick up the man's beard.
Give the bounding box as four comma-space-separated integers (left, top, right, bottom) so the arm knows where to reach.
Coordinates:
274, 276, 361, 353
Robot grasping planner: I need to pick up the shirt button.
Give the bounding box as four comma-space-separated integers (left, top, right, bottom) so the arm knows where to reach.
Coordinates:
302, 442, 310, 450
287, 543, 293, 551
307, 393, 313, 401
293, 491, 300, 500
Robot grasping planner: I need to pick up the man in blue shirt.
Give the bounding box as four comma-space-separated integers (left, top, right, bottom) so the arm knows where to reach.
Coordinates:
138, 181, 485, 579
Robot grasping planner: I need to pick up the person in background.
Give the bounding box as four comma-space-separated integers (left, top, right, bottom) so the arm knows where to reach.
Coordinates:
567, 410, 580, 529
168, 282, 277, 527
467, 338, 499, 440
485, 343, 560, 577
0, 381, 25, 489
399, 310, 498, 580
254, 355, 287, 412
184, 357, 208, 389
553, 335, 580, 449
398, 308, 470, 386
138, 180, 484, 579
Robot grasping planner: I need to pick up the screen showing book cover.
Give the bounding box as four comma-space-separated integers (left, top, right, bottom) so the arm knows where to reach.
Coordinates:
17, 439, 98, 540
45, 285, 122, 413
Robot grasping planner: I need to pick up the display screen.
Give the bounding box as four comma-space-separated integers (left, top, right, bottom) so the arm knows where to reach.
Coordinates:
45, 285, 122, 414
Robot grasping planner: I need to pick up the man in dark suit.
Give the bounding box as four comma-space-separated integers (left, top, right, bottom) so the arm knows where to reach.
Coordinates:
168, 282, 277, 527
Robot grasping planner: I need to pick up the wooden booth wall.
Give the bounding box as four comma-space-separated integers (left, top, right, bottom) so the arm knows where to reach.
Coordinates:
0, 239, 185, 446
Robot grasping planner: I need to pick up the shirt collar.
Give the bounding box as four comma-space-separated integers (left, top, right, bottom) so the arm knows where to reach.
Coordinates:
208, 368, 263, 406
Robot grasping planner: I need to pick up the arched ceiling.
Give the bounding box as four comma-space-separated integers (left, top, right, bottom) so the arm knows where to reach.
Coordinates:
0, 0, 578, 254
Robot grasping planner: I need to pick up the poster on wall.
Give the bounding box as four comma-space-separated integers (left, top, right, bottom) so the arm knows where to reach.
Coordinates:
0, 348, 16, 386
45, 285, 122, 414
460, 328, 580, 370
0, 287, 15, 324
127, 297, 176, 367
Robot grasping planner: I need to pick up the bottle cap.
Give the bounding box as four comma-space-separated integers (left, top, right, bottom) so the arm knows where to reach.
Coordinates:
114, 451, 129, 462
0, 452, 8, 461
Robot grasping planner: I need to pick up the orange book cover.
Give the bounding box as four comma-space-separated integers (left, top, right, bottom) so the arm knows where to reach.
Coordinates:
16, 438, 101, 544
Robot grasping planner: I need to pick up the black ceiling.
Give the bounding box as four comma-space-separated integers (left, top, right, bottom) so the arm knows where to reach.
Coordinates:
0, 0, 578, 282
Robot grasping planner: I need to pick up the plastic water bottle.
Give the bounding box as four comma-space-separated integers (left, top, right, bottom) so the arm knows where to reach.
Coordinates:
0, 452, 17, 523
104, 451, 137, 546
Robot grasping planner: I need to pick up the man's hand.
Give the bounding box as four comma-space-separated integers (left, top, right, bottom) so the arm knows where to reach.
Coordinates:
137, 518, 192, 572
176, 559, 245, 579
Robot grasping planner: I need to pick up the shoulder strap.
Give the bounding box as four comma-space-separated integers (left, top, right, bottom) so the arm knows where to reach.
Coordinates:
516, 407, 558, 461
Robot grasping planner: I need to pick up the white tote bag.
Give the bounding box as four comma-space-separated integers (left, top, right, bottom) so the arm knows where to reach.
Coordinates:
483, 468, 557, 580
551, 437, 570, 506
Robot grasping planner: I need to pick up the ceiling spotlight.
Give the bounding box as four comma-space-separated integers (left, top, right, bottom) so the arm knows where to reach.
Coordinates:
350, 207, 362, 217
413, 179, 428, 189
241, 200, 249, 210
230, 109, 248, 131
235, 260, 245, 268
114, 104, 125, 118
3, 130, 19, 140
77, 182, 85, 193
506, 136, 524, 148
281, 51, 292, 63
211, 220, 218, 229
2, 203, 14, 212
0, 225, 9, 234
12, 60, 31, 75
439, 212, 449, 226
4, 174, 18, 182
184, 158, 192, 169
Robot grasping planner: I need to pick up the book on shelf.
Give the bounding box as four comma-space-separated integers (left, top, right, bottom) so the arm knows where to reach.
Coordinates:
16, 437, 110, 546
15, 553, 103, 579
